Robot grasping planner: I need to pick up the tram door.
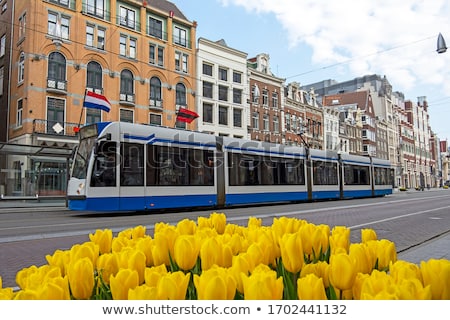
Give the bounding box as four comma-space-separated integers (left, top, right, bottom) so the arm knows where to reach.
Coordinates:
119, 142, 145, 210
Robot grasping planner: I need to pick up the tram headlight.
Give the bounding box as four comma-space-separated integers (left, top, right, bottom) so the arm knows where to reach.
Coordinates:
76, 183, 85, 195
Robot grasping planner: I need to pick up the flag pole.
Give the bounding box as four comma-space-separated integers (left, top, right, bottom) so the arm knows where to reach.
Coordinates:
76, 89, 87, 133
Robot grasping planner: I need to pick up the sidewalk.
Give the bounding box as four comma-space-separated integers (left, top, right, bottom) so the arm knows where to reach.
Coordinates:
397, 232, 450, 264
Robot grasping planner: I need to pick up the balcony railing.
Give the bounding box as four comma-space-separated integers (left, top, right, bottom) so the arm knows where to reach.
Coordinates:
47, 78, 67, 93
120, 93, 135, 105
33, 119, 79, 137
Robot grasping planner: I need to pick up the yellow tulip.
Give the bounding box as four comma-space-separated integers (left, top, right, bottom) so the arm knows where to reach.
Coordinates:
241, 264, 283, 300
200, 237, 223, 270
197, 216, 212, 229
420, 259, 450, 299
89, 229, 113, 254
151, 232, 171, 266
352, 272, 370, 300
329, 253, 356, 291
46, 249, 70, 276
128, 285, 159, 300
330, 226, 350, 254
297, 273, 327, 300
135, 237, 154, 267
40, 276, 70, 300
176, 218, 197, 235
279, 232, 304, 273
0, 276, 14, 300
67, 257, 95, 299
69, 242, 99, 267
360, 269, 395, 299
395, 278, 432, 300
312, 224, 330, 259
230, 253, 251, 294
96, 253, 119, 285
110, 268, 139, 300
361, 228, 377, 243
210, 212, 226, 234
389, 260, 422, 283
144, 264, 168, 287
349, 243, 373, 274
194, 266, 237, 300
174, 235, 200, 271
157, 272, 190, 300
16, 265, 61, 290
131, 225, 146, 239
247, 216, 262, 228
299, 223, 315, 256
377, 239, 397, 270
128, 250, 146, 284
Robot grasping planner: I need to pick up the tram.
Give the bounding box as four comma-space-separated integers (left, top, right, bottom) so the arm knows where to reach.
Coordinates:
67, 122, 393, 211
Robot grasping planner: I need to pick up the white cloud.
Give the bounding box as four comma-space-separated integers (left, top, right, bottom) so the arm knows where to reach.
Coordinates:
219, 0, 450, 97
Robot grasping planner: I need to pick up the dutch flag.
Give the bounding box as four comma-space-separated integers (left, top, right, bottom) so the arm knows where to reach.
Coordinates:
83, 90, 111, 113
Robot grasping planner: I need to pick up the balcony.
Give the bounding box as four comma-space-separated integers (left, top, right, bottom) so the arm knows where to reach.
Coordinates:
47, 78, 67, 94
120, 93, 135, 106
33, 119, 79, 137
81, 3, 111, 21
149, 99, 163, 110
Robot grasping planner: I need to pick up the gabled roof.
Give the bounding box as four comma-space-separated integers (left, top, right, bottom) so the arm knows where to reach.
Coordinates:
150, 0, 189, 21
322, 91, 372, 112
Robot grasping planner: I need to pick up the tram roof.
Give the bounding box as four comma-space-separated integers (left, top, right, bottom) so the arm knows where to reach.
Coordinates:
0, 142, 73, 159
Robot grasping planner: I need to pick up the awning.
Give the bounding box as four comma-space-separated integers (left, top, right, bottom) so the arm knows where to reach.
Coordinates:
0, 142, 73, 159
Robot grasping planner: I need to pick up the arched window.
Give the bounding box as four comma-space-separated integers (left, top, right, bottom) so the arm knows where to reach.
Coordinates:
86, 61, 103, 91
120, 69, 134, 103
150, 76, 162, 107
175, 82, 186, 106
48, 52, 66, 81
18, 52, 25, 83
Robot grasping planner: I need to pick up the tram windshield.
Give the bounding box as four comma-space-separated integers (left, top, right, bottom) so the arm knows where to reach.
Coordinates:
71, 125, 98, 179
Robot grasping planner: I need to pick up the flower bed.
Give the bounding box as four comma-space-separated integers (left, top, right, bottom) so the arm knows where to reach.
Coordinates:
0, 212, 449, 300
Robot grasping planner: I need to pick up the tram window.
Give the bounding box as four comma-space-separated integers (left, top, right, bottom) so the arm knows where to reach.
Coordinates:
146, 145, 214, 186
343, 164, 370, 185
313, 161, 338, 185
228, 152, 305, 186
120, 143, 144, 186
90, 141, 117, 187
374, 167, 389, 185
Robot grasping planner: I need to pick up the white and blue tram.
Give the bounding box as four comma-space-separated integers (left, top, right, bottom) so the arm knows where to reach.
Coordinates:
67, 122, 393, 212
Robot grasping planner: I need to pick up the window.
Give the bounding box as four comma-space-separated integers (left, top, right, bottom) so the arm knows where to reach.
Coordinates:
149, 43, 164, 66
119, 35, 136, 58
120, 69, 134, 102
202, 63, 213, 76
86, 61, 102, 91
119, 6, 136, 29
17, 99, 23, 127
202, 81, 213, 99
262, 89, 268, 106
86, 24, 105, 50
0, 67, 3, 96
18, 52, 25, 83
219, 106, 228, 125
313, 161, 338, 185
120, 143, 144, 186
272, 92, 278, 108
48, 12, 69, 39
233, 108, 242, 127
149, 17, 163, 39
252, 112, 259, 129
219, 67, 227, 81
175, 51, 188, 73
273, 116, 279, 133
0, 34, 5, 57
47, 97, 65, 134
120, 109, 134, 123
285, 114, 291, 131
233, 71, 241, 83
19, 13, 26, 39
150, 76, 162, 107
228, 153, 305, 186
344, 164, 370, 185
147, 145, 214, 186
48, 52, 66, 81
86, 108, 101, 125
50, 0, 70, 7
203, 103, 213, 123
218, 85, 228, 101
90, 141, 116, 187
173, 26, 187, 47
175, 83, 186, 105
86, 0, 105, 18
233, 88, 242, 104
263, 115, 269, 131
150, 113, 162, 125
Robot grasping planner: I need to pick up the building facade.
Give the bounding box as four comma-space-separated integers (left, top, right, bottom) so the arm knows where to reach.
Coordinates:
2, 0, 196, 196
196, 38, 248, 138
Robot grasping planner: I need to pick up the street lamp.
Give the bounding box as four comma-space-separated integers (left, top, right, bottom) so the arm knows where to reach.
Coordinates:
437, 33, 447, 54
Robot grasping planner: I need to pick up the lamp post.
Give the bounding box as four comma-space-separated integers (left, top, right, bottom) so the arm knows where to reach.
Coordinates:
437, 33, 447, 54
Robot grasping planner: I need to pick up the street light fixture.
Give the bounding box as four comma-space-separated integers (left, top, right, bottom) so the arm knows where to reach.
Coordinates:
437, 33, 447, 54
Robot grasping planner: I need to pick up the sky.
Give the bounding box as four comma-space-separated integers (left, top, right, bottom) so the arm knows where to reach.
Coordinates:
170, 0, 450, 143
